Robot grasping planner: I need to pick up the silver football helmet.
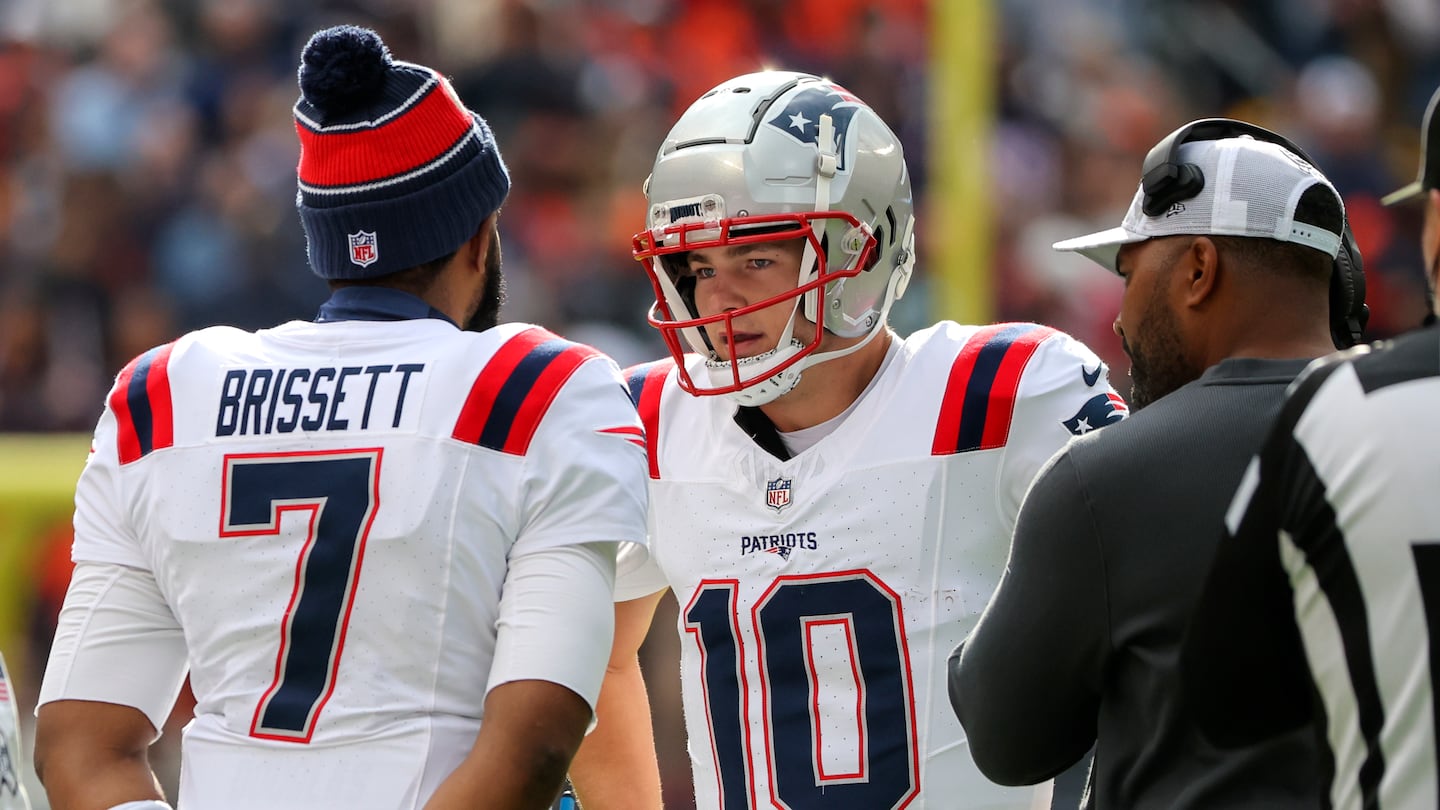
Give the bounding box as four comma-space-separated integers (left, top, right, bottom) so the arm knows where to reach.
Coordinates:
633, 71, 916, 406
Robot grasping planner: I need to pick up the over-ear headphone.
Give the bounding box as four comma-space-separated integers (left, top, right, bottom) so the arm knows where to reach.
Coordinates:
1140, 118, 1369, 349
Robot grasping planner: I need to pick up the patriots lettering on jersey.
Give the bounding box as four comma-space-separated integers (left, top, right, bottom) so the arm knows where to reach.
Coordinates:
1063, 392, 1128, 435
740, 532, 819, 559
216, 364, 426, 437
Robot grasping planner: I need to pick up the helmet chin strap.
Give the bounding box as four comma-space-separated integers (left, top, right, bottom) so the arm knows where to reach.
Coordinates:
802, 114, 838, 324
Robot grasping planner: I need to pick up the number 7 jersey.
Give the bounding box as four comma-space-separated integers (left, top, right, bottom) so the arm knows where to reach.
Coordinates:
621, 321, 1126, 810
41, 313, 648, 809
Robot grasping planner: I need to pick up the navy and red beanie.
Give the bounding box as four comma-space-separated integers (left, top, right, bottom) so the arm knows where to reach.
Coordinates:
293, 25, 510, 280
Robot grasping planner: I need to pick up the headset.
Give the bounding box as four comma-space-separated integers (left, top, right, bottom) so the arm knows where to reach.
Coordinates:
1140, 118, 1369, 349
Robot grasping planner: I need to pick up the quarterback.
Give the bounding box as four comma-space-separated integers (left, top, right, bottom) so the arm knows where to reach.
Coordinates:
32, 25, 648, 810
568, 70, 1126, 810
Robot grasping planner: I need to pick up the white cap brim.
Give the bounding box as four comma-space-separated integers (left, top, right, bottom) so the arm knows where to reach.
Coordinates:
1051, 226, 1150, 274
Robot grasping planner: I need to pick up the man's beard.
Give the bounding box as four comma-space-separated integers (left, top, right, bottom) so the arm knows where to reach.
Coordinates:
1124, 284, 1201, 410
466, 234, 506, 332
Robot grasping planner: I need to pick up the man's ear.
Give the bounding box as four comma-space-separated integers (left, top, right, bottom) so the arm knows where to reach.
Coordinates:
1179, 235, 1220, 308
465, 212, 500, 274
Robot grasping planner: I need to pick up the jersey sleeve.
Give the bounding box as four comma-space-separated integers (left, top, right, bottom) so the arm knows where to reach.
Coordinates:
37, 562, 188, 735
613, 537, 668, 602
488, 542, 618, 710
511, 354, 650, 558
995, 330, 1127, 533
949, 448, 1110, 785
70, 384, 148, 569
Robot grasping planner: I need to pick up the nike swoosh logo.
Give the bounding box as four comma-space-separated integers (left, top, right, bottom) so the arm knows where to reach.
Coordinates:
1082, 364, 1102, 387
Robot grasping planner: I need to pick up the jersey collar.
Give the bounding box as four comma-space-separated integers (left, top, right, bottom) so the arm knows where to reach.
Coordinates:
315, 286, 457, 326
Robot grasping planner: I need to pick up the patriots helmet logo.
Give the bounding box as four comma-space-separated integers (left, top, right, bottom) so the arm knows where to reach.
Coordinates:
1063, 392, 1128, 435
765, 85, 864, 170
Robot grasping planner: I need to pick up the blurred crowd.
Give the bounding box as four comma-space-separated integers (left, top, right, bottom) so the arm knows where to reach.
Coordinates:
1, 0, 1438, 432
0, 0, 934, 432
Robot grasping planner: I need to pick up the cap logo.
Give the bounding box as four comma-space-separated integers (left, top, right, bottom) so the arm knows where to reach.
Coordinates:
1164, 202, 1186, 218
348, 230, 379, 267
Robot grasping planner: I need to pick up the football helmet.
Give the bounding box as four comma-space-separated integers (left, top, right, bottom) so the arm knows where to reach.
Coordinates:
634, 71, 916, 406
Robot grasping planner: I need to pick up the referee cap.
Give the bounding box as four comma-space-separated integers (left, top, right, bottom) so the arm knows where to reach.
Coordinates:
293, 25, 510, 280
1053, 136, 1344, 274
1381, 84, 1440, 206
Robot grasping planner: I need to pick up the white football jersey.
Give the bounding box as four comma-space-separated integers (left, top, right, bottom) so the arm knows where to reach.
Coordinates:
620, 321, 1126, 810
40, 295, 648, 809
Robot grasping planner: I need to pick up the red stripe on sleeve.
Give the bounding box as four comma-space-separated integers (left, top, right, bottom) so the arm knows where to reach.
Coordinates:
501, 343, 605, 456
146, 342, 177, 453
979, 326, 1057, 450
110, 358, 142, 464
635, 361, 672, 479
931, 325, 1008, 456
452, 328, 552, 444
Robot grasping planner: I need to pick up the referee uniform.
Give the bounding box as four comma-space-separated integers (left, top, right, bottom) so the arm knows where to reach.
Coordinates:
1183, 329, 1440, 809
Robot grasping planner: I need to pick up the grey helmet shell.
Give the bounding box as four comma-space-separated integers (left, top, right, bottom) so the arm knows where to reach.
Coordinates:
637, 71, 916, 403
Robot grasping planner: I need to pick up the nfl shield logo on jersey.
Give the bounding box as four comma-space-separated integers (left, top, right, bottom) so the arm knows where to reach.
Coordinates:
348, 230, 379, 268
766, 477, 793, 512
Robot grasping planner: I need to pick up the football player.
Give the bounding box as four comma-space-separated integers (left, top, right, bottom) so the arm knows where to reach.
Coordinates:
32, 25, 648, 810
567, 70, 1125, 810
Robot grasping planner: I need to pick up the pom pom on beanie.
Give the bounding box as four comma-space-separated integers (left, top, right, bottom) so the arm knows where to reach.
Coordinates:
298, 25, 391, 116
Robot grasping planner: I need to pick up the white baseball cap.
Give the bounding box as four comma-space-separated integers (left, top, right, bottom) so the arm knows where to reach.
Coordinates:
1053, 136, 1345, 274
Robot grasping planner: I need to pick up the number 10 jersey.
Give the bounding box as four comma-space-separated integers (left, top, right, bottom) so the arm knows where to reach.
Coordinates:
620, 321, 1126, 810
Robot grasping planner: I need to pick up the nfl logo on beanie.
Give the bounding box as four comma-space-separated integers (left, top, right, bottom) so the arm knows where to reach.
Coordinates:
348, 230, 378, 267
293, 25, 510, 280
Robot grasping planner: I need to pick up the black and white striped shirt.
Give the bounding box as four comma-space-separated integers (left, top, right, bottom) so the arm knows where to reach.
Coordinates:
1183, 326, 1440, 809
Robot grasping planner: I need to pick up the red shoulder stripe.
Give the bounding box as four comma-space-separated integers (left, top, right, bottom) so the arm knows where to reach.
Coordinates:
933, 324, 1057, 455
625, 359, 674, 479
452, 328, 604, 456
453, 328, 551, 446
503, 342, 605, 455
110, 342, 177, 464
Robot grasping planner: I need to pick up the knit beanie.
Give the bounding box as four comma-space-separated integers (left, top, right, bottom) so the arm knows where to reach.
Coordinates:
293, 25, 510, 280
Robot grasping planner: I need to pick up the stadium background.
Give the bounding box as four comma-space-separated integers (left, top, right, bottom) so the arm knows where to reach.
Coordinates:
1, 0, 1437, 806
